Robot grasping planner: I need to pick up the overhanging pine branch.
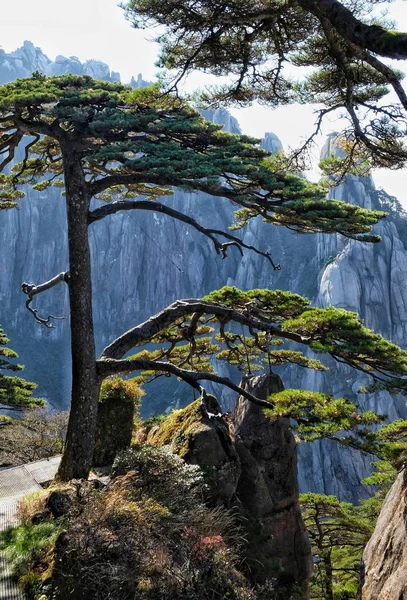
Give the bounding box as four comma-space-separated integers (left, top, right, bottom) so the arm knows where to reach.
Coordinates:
100, 298, 305, 359
96, 356, 274, 408
88, 199, 280, 268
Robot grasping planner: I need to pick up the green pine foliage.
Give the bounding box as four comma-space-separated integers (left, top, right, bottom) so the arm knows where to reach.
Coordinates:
362, 459, 397, 516
118, 285, 407, 446
282, 307, 407, 387
122, 0, 407, 169
300, 493, 374, 600
0, 325, 44, 409
263, 389, 382, 451
0, 74, 386, 241
374, 419, 407, 467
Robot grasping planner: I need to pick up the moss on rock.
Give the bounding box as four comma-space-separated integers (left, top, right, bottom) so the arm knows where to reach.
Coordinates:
146, 399, 203, 458
93, 378, 143, 466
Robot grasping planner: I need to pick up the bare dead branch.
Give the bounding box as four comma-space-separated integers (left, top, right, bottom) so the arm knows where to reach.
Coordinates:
21, 272, 70, 328
89, 199, 280, 268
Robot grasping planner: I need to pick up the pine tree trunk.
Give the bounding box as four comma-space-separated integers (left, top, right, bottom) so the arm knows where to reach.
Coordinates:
57, 151, 99, 481
322, 552, 334, 600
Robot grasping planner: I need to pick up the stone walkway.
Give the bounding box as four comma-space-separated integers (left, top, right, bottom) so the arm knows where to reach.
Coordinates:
0, 457, 61, 600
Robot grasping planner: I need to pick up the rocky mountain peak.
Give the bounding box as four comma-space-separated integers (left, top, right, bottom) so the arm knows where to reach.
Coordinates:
0, 41, 145, 86
262, 131, 283, 153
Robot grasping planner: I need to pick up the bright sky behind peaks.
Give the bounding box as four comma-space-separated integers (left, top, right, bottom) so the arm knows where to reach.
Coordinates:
1, 0, 407, 205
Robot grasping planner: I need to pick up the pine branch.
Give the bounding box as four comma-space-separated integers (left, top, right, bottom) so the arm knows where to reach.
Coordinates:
100, 298, 305, 360
96, 356, 273, 408
88, 199, 280, 267
298, 0, 407, 60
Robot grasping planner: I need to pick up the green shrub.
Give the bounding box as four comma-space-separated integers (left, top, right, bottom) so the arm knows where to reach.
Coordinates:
0, 518, 61, 599
112, 444, 206, 512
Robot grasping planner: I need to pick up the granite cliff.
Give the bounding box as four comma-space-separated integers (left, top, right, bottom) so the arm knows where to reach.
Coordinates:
1, 44, 407, 501
358, 470, 407, 599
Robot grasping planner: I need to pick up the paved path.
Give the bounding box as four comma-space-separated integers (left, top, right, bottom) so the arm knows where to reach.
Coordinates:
0, 457, 61, 600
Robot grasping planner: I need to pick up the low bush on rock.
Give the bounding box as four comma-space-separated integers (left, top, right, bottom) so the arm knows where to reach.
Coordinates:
1, 445, 285, 599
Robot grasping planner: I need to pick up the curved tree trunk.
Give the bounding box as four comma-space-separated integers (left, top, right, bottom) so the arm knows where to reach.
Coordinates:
57, 151, 99, 481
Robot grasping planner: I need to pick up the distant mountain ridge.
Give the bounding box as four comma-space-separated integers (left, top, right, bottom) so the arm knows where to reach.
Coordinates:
0, 40, 149, 87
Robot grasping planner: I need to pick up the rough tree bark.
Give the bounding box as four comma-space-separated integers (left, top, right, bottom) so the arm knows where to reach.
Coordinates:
56, 149, 100, 481
297, 0, 407, 60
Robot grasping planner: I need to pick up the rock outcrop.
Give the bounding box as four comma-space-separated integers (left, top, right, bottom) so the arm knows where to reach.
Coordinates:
358, 470, 407, 599
146, 375, 313, 590
147, 398, 242, 506
234, 374, 313, 588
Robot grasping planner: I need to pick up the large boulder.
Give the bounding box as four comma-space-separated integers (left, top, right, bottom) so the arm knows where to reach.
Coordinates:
359, 470, 407, 599
147, 397, 241, 506
147, 375, 312, 592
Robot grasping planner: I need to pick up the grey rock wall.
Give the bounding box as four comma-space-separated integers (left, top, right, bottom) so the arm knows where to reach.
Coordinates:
296, 135, 407, 501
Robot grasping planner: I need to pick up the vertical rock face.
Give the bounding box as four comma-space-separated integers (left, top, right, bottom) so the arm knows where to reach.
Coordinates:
233, 374, 313, 587
358, 471, 407, 600
296, 136, 407, 502
146, 377, 312, 590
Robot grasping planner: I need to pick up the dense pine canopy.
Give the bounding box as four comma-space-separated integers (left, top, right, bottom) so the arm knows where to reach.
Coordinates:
123, 0, 407, 170
0, 75, 385, 243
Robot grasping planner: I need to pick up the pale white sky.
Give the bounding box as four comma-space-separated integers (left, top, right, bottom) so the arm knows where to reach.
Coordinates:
1, 0, 407, 204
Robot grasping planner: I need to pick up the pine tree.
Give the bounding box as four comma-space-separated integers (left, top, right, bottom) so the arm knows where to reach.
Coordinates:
0, 325, 44, 410
300, 493, 374, 599
0, 75, 406, 481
